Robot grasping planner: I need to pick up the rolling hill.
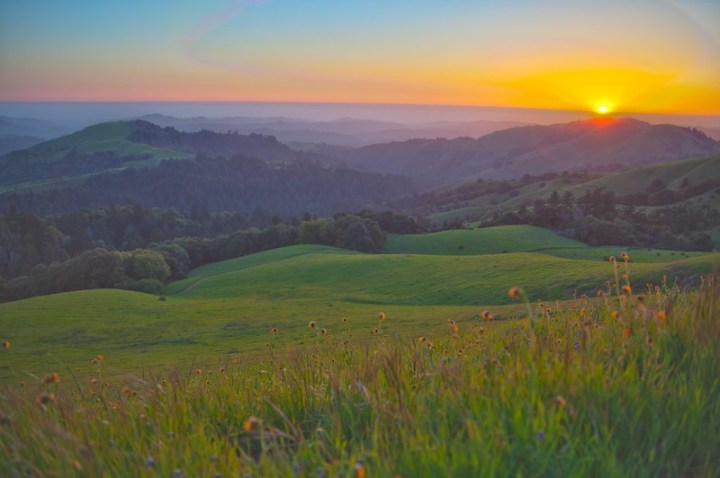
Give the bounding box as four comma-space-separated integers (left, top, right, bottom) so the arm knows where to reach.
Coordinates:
341, 118, 720, 188
0, 121, 414, 215
2, 227, 717, 380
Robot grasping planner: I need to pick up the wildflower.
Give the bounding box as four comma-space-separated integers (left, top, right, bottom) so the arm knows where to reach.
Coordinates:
508, 287, 521, 299
545, 307, 552, 313
342, 318, 349, 324
36, 392, 55, 405
645, 336, 653, 347
243, 416, 260, 432
354, 460, 366, 478
610, 311, 619, 319
622, 285, 632, 295
457, 348, 464, 357
481, 310, 490, 319
372, 328, 379, 335
427, 342, 434, 349
608, 256, 616, 263
418, 337, 426, 343
320, 328, 328, 335
478, 328, 486, 335
487, 313, 494, 321
536, 431, 545, 441
378, 312, 386, 321
145, 457, 156, 468
448, 319, 455, 326
555, 396, 568, 408
656, 311, 667, 322
43, 372, 60, 384
96, 355, 104, 362
122, 387, 133, 396
452, 325, 459, 334
195, 368, 202, 375
20, 380, 26, 388
270, 327, 279, 334
91, 378, 98, 385
621, 252, 629, 262
91, 359, 99, 365
219, 367, 226, 373
574, 342, 580, 350
308, 321, 317, 329
2, 340, 9, 349
623, 327, 632, 338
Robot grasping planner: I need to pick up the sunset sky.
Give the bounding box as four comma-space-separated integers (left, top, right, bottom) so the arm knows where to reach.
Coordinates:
1, 0, 719, 114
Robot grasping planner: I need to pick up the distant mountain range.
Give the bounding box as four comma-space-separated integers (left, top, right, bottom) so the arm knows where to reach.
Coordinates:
1, 116, 719, 216
339, 118, 720, 188
137, 114, 527, 147
0, 121, 413, 215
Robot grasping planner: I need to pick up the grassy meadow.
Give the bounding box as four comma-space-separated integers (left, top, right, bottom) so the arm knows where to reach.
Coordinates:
1, 226, 719, 475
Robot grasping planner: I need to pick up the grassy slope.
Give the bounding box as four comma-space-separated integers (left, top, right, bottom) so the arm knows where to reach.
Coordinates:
2, 227, 718, 381
2, 275, 719, 476
0, 122, 192, 193
429, 155, 720, 224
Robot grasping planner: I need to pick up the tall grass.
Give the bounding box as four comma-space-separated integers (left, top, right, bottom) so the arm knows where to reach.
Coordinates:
1, 268, 719, 477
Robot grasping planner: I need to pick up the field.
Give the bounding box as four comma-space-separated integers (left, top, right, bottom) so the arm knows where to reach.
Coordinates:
1, 264, 719, 476
1, 226, 718, 382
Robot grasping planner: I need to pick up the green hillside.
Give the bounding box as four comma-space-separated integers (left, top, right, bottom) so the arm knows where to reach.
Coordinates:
384, 225, 585, 254
0, 122, 191, 193
2, 236, 718, 381
577, 155, 720, 194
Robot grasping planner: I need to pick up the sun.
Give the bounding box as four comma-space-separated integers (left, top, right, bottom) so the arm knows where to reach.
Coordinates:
596, 104, 609, 115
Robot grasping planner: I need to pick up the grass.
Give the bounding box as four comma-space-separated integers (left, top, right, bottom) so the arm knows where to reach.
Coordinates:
1, 235, 718, 383
1, 264, 719, 476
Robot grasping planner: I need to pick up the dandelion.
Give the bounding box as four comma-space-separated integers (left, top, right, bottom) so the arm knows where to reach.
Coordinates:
270, 327, 279, 334
308, 321, 317, 329
2, 340, 9, 349
508, 287, 521, 299
243, 416, 260, 432
378, 312, 386, 321
418, 337, 426, 343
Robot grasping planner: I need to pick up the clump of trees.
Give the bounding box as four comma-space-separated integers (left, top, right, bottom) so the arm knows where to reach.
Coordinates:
489, 188, 716, 251
0, 207, 415, 302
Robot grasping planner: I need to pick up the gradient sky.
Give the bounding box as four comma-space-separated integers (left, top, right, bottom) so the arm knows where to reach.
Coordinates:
1, 0, 719, 114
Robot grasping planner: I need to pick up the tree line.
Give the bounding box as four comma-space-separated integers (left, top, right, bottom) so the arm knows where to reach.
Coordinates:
0, 207, 422, 302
